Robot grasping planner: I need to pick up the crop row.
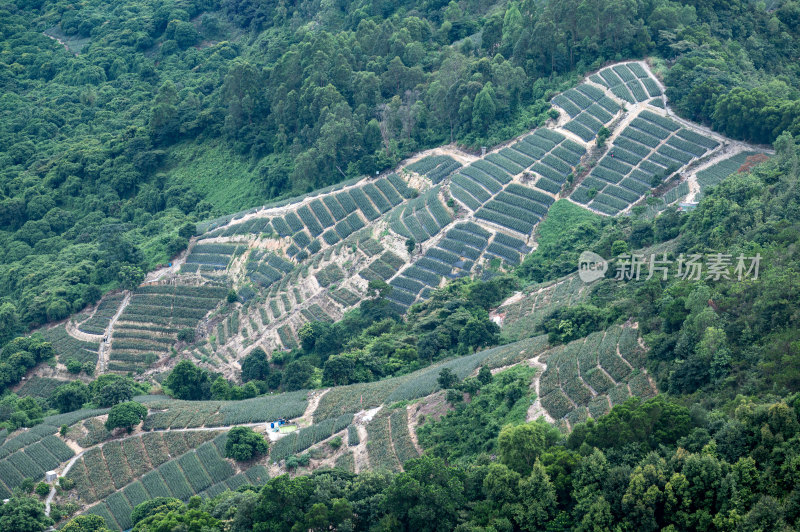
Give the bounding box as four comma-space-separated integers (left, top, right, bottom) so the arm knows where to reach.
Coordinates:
483, 194, 544, 223
389, 409, 420, 467
83, 437, 235, 530
271, 413, 354, 462
472, 159, 512, 185
461, 165, 503, 194
438, 237, 483, 261
575, 111, 604, 133
450, 176, 488, 210
563, 120, 596, 142
486, 242, 522, 265
78, 294, 125, 335
696, 152, 756, 189
486, 152, 525, 175
448, 225, 490, 247
499, 146, 535, 168
390, 275, 425, 295
40, 325, 99, 365
476, 204, 536, 235
533, 177, 561, 195
366, 416, 401, 472
329, 287, 361, 308
314, 335, 548, 421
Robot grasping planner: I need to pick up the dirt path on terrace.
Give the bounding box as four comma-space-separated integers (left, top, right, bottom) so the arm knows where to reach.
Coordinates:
526, 356, 555, 423
301, 389, 329, 424
405, 404, 423, 455
400, 145, 479, 168
45, 450, 84, 516
97, 291, 130, 374
145, 246, 190, 283
65, 320, 102, 343
681, 144, 760, 203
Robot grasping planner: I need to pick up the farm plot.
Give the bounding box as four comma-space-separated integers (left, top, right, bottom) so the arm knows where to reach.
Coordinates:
78, 293, 125, 335
83, 436, 238, 530
572, 113, 717, 215
182, 242, 241, 273
390, 187, 452, 242
314, 335, 548, 421
0, 434, 75, 494
15, 376, 64, 399
559, 82, 619, 142
536, 324, 652, 422
247, 252, 294, 289
592, 63, 658, 103
118, 284, 227, 327
389, 408, 420, 467
366, 415, 401, 472
406, 155, 462, 184
40, 325, 99, 365
696, 151, 767, 192
498, 274, 587, 342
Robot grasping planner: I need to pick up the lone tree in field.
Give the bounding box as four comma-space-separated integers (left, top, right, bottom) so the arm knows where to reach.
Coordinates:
225, 426, 269, 461
105, 401, 147, 433
438, 368, 458, 389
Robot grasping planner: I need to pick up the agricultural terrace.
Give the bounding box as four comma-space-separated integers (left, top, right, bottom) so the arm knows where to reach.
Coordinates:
40, 324, 100, 367
109, 283, 228, 373
76, 293, 125, 336
694, 151, 770, 195
73, 433, 268, 530
314, 335, 549, 421
52, 61, 751, 388
0, 409, 107, 497
571, 110, 720, 214
538, 324, 657, 429
40, 320, 662, 528
495, 273, 588, 342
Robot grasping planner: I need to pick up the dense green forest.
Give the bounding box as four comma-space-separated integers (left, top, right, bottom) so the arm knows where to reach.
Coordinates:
2, 0, 800, 335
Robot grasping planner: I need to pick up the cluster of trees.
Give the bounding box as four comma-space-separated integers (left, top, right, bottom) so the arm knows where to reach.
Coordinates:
664, 1, 800, 144
1, 373, 146, 432
224, 426, 268, 461
104, 401, 147, 433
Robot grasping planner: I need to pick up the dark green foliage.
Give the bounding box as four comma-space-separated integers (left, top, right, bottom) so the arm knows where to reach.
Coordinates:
240, 347, 270, 383
0, 336, 55, 393
164, 360, 212, 400
105, 401, 147, 433
225, 426, 268, 461
49, 381, 89, 414
0, 495, 53, 531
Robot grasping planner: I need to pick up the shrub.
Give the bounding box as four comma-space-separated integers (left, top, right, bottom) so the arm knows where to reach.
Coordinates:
105, 401, 147, 433
225, 426, 269, 461
35, 482, 50, 497
65, 359, 82, 374
177, 328, 195, 343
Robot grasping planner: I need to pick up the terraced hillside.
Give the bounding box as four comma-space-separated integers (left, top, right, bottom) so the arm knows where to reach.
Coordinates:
24, 318, 658, 529
39, 61, 762, 386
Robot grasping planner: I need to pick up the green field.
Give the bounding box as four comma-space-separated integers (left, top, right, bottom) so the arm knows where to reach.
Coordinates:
164, 140, 268, 216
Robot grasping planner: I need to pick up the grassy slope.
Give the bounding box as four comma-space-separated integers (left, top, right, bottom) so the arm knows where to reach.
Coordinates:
164, 140, 266, 215
533, 199, 603, 248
